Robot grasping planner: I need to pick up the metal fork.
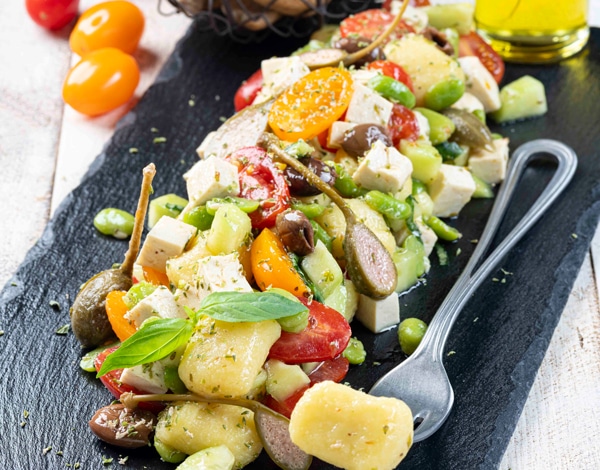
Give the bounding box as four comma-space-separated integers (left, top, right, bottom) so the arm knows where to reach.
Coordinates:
369, 139, 577, 443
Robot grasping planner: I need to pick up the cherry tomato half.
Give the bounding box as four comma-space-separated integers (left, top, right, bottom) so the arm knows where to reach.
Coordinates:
382, 0, 431, 9
368, 60, 414, 92
26, 0, 79, 30
69, 0, 145, 56
459, 31, 505, 84
388, 103, 420, 146
226, 146, 290, 229
234, 69, 263, 112
268, 298, 352, 364
264, 356, 349, 417
62, 47, 140, 116
94, 346, 164, 414
268, 67, 353, 142
339, 9, 415, 43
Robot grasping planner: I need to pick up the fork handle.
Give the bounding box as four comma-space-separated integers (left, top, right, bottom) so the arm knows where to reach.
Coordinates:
417, 139, 577, 362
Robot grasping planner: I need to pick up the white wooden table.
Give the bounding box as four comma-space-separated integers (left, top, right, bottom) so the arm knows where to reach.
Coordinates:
1, 1, 599, 468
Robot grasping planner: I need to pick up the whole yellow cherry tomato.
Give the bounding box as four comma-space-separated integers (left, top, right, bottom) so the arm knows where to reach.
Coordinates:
69, 1, 144, 56
62, 48, 140, 116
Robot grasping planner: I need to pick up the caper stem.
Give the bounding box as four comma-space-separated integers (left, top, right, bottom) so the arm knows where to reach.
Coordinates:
120, 164, 156, 278
120, 391, 261, 413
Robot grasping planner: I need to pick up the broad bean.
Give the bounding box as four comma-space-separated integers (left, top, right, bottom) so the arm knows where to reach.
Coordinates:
93, 208, 134, 239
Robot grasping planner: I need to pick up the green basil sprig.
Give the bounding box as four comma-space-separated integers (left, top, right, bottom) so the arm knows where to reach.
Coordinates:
96, 291, 307, 378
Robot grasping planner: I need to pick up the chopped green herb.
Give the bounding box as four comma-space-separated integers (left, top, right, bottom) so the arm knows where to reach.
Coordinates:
49, 300, 61, 310
43, 446, 52, 455
102, 455, 113, 465
571, 233, 578, 239
118, 456, 129, 465
150, 127, 159, 133
0, 330, 4, 336
55, 324, 70, 335
153, 137, 167, 144
435, 244, 449, 266
129, 147, 139, 154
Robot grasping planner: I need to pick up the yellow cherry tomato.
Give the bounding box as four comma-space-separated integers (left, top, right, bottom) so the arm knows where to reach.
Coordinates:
268, 67, 354, 141
69, 1, 145, 56
62, 48, 140, 116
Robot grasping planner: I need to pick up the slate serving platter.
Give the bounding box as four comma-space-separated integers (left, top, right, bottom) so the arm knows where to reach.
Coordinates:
1, 21, 600, 470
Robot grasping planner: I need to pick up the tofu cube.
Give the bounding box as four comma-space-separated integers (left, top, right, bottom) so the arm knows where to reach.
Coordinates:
183, 156, 239, 211
194, 253, 253, 297
136, 217, 197, 272
345, 83, 393, 127
415, 218, 438, 257
459, 56, 501, 112
352, 140, 413, 193
349, 68, 380, 86
120, 360, 168, 394
451, 91, 485, 114
124, 286, 186, 329
412, 109, 431, 142
253, 56, 309, 104
355, 293, 400, 333
289, 381, 413, 470
428, 164, 476, 217
327, 121, 356, 149
469, 137, 509, 184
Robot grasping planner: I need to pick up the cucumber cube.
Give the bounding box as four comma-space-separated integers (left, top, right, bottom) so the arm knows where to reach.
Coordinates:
490, 75, 547, 123
148, 194, 188, 229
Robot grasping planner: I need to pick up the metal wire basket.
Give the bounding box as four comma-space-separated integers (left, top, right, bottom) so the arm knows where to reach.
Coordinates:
160, 0, 379, 41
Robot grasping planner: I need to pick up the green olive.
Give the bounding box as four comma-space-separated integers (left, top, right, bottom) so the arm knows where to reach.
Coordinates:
94, 208, 135, 239
398, 317, 428, 355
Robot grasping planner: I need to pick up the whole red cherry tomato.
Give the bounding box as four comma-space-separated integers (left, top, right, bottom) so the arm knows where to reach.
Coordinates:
25, 0, 79, 30
388, 103, 420, 146
69, 1, 145, 56
226, 146, 290, 229
339, 9, 415, 43
368, 60, 414, 92
234, 69, 263, 112
459, 31, 505, 84
63, 47, 140, 116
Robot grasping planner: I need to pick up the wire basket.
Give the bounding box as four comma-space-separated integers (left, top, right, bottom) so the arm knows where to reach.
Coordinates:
160, 0, 380, 41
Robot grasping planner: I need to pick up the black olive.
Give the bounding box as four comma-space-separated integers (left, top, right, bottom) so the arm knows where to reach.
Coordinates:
333, 36, 385, 66
89, 404, 156, 449
284, 157, 337, 196
342, 124, 393, 158
276, 210, 315, 256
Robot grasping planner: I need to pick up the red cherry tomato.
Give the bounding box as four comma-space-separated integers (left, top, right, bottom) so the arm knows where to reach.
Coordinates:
339, 9, 415, 43
226, 146, 290, 229
388, 103, 420, 146
69, 1, 145, 56
368, 60, 414, 92
264, 356, 350, 417
62, 47, 140, 116
234, 69, 263, 112
94, 346, 164, 414
459, 31, 505, 84
382, 0, 431, 8
269, 299, 352, 364
25, 0, 79, 30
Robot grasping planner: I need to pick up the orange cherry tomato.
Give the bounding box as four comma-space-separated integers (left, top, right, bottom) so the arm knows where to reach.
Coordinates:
105, 290, 136, 341
69, 1, 145, 56
268, 67, 353, 142
62, 47, 140, 116
142, 266, 170, 287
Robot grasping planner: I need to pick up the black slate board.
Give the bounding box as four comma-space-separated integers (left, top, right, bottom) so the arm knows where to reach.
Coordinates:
1, 23, 600, 470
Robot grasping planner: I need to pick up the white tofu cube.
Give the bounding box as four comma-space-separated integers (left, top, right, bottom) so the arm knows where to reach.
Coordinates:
413, 109, 431, 142
458, 56, 501, 112
355, 293, 400, 333
253, 56, 310, 104
327, 121, 356, 149
136, 217, 197, 272
350, 68, 380, 86
352, 140, 413, 193
451, 91, 485, 114
415, 218, 438, 257
183, 156, 239, 211
193, 253, 253, 299
345, 83, 393, 127
428, 164, 476, 217
469, 138, 509, 184
120, 360, 168, 394
124, 286, 187, 329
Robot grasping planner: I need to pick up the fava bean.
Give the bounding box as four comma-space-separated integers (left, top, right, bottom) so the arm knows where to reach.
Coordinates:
79, 342, 119, 372
291, 201, 326, 219
471, 174, 495, 199
123, 281, 156, 309
206, 196, 260, 215
94, 208, 135, 239
333, 164, 367, 198
155, 437, 187, 464
414, 107, 455, 145
398, 317, 428, 355
342, 337, 366, 365
182, 205, 214, 230
268, 288, 310, 333
164, 366, 188, 394
424, 77, 465, 111
364, 190, 411, 220
368, 75, 416, 109
310, 220, 334, 253
426, 216, 461, 241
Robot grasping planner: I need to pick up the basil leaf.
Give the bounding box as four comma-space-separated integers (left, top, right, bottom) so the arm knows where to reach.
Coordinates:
199, 291, 308, 322
97, 318, 192, 377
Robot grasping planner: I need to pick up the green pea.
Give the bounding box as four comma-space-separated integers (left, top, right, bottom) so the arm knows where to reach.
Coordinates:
364, 190, 411, 220
414, 108, 456, 145
424, 77, 465, 111
123, 281, 157, 309
79, 342, 119, 372
164, 366, 188, 394
426, 216, 462, 241
342, 337, 366, 365
368, 75, 416, 109
291, 201, 326, 219
182, 205, 214, 231
94, 208, 134, 239
398, 317, 428, 355
205, 197, 259, 216
154, 437, 187, 464
310, 220, 333, 253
